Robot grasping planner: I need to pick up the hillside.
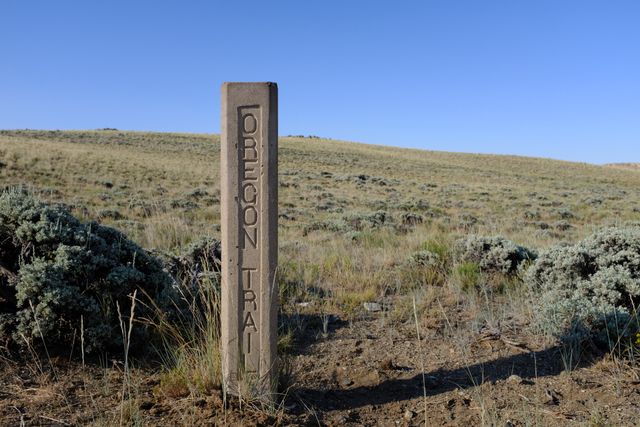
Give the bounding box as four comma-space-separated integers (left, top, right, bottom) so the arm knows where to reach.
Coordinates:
605, 162, 640, 171
1, 129, 638, 250
1, 130, 640, 426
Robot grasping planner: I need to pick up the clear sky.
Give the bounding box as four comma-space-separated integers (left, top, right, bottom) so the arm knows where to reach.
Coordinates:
2, 1, 639, 163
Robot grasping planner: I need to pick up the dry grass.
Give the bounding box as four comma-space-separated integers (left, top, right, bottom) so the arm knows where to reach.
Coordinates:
3, 129, 640, 316
4, 128, 640, 324
2, 129, 640, 424
605, 163, 640, 171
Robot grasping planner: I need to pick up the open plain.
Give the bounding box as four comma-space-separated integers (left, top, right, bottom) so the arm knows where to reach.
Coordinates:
1, 129, 640, 426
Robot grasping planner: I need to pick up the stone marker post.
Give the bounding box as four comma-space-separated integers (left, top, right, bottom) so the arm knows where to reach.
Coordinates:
220, 82, 278, 399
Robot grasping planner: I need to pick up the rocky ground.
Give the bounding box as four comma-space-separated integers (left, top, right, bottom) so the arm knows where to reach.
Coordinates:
2, 305, 639, 426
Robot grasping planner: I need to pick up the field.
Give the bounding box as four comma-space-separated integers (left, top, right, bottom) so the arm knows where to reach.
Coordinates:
1, 129, 640, 426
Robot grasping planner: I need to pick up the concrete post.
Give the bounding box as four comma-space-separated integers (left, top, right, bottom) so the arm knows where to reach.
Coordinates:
220, 82, 278, 399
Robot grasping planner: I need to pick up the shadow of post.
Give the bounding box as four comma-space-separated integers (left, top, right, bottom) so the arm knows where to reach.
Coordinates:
294, 345, 594, 412
279, 311, 349, 356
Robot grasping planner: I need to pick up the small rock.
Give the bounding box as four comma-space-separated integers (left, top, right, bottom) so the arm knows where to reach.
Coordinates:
506, 374, 522, 385
380, 358, 395, 370
363, 302, 382, 312
404, 410, 415, 420
341, 378, 354, 387
360, 369, 382, 386
445, 398, 456, 410
544, 387, 562, 405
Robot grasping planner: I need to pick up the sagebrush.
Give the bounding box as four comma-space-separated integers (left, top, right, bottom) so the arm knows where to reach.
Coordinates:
0, 189, 177, 353
526, 226, 640, 348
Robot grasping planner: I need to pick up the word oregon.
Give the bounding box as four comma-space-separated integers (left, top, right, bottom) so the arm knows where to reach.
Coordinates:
240, 111, 259, 249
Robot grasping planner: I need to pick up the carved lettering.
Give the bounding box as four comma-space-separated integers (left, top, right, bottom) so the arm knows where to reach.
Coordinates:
243, 205, 258, 226
243, 227, 257, 249
243, 137, 258, 162
243, 311, 257, 332
243, 161, 258, 179
242, 183, 257, 203
243, 113, 257, 134
243, 289, 257, 311
242, 267, 257, 288
239, 107, 261, 377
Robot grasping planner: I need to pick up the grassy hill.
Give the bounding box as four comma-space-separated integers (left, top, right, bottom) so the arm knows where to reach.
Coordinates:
1, 129, 638, 249
3, 129, 638, 307
2, 129, 640, 425
605, 162, 640, 171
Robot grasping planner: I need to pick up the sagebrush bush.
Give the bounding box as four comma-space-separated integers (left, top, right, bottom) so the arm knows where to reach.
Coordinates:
343, 210, 391, 230
303, 211, 393, 236
302, 219, 348, 236
526, 226, 640, 348
454, 235, 536, 275
408, 250, 441, 268
0, 189, 177, 353
400, 249, 448, 289
401, 212, 423, 226
155, 236, 222, 311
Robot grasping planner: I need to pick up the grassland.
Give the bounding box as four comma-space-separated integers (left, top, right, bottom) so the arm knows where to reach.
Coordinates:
1, 129, 640, 425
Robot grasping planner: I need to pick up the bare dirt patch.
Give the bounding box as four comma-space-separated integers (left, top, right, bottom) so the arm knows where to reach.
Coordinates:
3, 305, 640, 426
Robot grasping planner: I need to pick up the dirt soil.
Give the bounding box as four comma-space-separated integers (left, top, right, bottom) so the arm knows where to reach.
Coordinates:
2, 310, 640, 426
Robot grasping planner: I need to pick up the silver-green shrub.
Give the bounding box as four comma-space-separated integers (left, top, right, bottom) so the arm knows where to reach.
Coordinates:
343, 210, 391, 230
156, 236, 221, 296
526, 226, 640, 347
0, 189, 177, 353
454, 235, 536, 275
408, 250, 441, 269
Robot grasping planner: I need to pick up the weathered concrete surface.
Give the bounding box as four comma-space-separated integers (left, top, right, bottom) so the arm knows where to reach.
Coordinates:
220, 82, 278, 399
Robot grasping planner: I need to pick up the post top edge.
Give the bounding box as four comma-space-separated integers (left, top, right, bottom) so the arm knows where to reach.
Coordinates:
222, 82, 277, 88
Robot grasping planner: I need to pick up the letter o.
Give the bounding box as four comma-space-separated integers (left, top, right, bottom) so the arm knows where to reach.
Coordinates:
243, 114, 257, 134
243, 205, 258, 226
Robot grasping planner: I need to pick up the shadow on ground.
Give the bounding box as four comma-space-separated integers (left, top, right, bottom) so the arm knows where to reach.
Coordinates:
294, 344, 596, 413
280, 311, 349, 356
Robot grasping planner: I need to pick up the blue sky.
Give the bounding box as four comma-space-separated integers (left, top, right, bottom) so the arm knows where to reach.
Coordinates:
1, 1, 639, 163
